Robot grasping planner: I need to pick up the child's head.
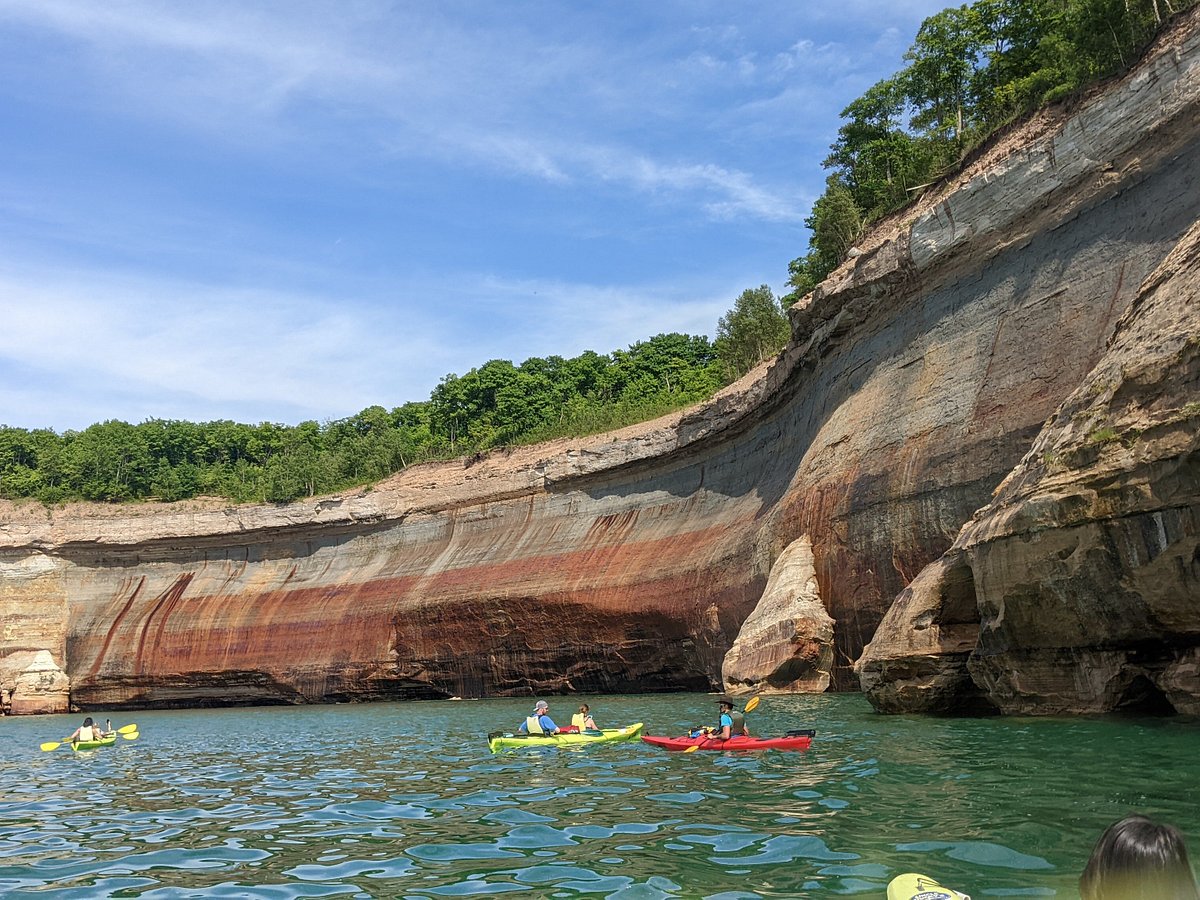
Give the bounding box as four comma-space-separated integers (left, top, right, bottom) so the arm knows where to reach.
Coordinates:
579, 704, 589, 714
1080, 814, 1199, 900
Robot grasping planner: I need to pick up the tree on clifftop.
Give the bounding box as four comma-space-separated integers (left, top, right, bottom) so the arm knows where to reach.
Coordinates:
782, 177, 864, 307
714, 285, 791, 381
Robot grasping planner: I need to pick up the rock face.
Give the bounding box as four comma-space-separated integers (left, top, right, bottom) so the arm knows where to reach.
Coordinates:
853, 552, 991, 715
860, 218, 1200, 715
7, 650, 70, 715
1, 12, 1198, 715
722, 535, 834, 694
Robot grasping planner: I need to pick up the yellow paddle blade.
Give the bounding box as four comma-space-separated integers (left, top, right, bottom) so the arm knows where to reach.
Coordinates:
40, 741, 63, 752
117, 723, 138, 734
683, 745, 700, 753
121, 732, 139, 741
744, 696, 761, 713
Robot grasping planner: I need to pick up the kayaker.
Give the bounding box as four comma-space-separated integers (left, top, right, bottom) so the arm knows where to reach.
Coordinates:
518, 700, 560, 735
716, 696, 750, 739
1080, 813, 1200, 900
572, 704, 598, 732
63, 716, 111, 744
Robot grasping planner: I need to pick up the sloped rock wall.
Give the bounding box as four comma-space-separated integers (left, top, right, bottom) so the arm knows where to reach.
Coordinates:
2, 11, 1198, 714
860, 218, 1200, 715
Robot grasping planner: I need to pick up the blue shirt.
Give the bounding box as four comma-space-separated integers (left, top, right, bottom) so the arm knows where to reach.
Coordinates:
519, 714, 557, 733
719, 713, 733, 730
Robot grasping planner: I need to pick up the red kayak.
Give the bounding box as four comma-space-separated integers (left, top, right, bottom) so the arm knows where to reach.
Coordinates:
641, 730, 813, 752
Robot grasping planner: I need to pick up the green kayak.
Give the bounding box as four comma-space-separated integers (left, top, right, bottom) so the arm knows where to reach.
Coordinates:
488, 722, 644, 752
72, 734, 117, 751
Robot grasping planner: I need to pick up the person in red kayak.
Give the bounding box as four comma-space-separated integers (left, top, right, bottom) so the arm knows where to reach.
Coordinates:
716, 696, 751, 739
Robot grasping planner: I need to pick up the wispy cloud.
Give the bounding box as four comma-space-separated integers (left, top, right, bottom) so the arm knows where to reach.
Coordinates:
0, 259, 736, 430
0, 267, 420, 426
0, 0, 950, 430
0, 0, 805, 221
620, 157, 805, 223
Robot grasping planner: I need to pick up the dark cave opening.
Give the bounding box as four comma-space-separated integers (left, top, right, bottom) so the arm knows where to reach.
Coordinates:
1113, 673, 1176, 716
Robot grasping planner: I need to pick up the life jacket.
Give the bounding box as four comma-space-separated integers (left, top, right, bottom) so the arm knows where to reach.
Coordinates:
571, 713, 586, 729
78, 725, 96, 741
717, 711, 746, 737
525, 715, 545, 734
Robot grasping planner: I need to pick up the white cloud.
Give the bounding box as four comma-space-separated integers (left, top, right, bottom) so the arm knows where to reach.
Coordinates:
0, 0, 952, 431
575, 147, 807, 223
0, 260, 740, 431
0, 0, 805, 224
0, 262, 442, 425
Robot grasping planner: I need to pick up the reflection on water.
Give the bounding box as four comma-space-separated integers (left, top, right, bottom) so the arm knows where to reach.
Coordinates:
2, 694, 1198, 898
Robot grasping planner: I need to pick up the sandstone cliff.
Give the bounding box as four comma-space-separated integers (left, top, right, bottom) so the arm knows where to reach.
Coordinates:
2, 11, 1198, 715
858, 217, 1200, 715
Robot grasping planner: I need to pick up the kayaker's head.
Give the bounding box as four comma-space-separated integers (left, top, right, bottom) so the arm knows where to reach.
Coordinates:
1080, 814, 1199, 900
82, 716, 94, 727
579, 704, 589, 714
716, 696, 734, 710
534, 700, 549, 713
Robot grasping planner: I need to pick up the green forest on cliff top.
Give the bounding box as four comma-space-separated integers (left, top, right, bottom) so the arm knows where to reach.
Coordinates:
2, 0, 1193, 505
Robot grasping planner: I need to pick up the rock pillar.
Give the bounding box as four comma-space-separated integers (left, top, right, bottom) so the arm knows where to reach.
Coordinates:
722, 535, 834, 693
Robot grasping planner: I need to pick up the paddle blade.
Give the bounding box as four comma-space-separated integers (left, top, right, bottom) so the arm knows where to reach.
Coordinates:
40, 741, 62, 752
121, 732, 139, 741
117, 723, 138, 734
683, 745, 700, 753
744, 696, 761, 713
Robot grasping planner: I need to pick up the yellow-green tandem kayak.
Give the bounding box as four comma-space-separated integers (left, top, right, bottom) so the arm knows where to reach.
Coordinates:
488, 723, 644, 752
71, 734, 117, 751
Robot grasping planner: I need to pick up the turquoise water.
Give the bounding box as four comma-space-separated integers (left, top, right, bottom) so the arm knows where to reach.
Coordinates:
3, 694, 1198, 898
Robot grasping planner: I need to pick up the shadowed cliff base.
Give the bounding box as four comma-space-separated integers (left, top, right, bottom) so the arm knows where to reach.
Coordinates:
2, 10, 1200, 715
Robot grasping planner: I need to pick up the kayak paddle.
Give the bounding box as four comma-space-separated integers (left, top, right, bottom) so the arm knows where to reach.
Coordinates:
117, 723, 137, 734
121, 731, 140, 741
40, 740, 64, 752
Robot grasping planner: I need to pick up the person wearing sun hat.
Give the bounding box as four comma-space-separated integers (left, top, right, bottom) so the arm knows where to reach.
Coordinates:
518, 699, 560, 735
715, 696, 750, 739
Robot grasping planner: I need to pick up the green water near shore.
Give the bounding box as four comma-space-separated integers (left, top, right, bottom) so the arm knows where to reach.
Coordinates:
3, 693, 1198, 898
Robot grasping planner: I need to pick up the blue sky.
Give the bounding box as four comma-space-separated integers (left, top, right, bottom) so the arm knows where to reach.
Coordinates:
0, 0, 948, 432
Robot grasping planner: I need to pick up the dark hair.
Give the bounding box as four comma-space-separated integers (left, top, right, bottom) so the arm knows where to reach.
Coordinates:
1080, 815, 1200, 900
82, 716, 94, 727
579, 704, 589, 713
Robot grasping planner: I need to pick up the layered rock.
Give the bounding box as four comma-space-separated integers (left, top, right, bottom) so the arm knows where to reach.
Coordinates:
1, 551, 69, 713
853, 552, 991, 715
8, 650, 70, 715
860, 218, 1200, 715
1, 11, 1198, 714
722, 535, 834, 693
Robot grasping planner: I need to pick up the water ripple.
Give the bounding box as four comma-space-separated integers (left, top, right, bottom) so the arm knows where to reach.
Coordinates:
2, 696, 1198, 898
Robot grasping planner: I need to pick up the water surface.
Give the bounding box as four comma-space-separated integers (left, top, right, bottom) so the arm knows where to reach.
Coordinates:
3, 694, 1198, 898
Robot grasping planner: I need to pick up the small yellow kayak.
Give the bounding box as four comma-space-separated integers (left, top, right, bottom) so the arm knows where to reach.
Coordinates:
887, 873, 971, 900
71, 734, 117, 752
